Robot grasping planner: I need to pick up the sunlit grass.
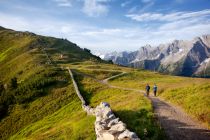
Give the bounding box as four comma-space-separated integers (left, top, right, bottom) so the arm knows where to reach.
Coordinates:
74, 72, 165, 140
9, 100, 96, 140
0, 29, 99, 140
159, 84, 210, 127
75, 68, 121, 80
1, 27, 209, 140
107, 69, 210, 127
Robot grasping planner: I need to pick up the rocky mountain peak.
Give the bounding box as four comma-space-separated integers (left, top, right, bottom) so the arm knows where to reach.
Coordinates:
201, 34, 210, 47
104, 35, 210, 77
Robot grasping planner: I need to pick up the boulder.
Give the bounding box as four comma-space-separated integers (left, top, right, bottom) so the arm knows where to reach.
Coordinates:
118, 129, 140, 140
108, 118, 119, 127
96, 116, 103, 122
102, 132, 115, 140
110, 121, 126, 132
95, 122, 105, 132
102, 108, 113, 119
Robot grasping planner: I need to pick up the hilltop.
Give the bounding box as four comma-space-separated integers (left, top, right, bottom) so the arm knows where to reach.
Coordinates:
0, 26, 101, 139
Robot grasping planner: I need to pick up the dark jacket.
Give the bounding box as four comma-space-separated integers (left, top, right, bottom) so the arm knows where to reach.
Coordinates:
146, 85, 150, 91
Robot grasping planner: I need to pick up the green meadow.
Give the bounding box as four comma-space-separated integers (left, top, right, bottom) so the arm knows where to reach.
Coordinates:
108, 70, 210, 127
1, 27, 209, 140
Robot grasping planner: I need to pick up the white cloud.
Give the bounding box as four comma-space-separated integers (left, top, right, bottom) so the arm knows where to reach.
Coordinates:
128, 6, 138, 13
126, 9, 210, 22
128, 1, 154, 14
53, 0, 72, 7
121, 1, 131, 7
82, 0, 111, 17
138, 1, 154, 13
0, 9, 210, 52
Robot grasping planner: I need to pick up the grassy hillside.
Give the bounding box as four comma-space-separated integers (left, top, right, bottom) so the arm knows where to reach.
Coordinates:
0, 27, 165, 140
73, 70, 164, 139
9, 64, 165, 140
1, 26, 209, 140
108, 70, 210, 127
0, 27, 100, 139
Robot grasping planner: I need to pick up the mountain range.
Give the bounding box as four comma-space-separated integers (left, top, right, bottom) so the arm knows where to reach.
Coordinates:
103, 35, 210, 77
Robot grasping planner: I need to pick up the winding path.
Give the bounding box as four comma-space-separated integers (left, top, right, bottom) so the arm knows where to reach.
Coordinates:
77, 70, 210, 140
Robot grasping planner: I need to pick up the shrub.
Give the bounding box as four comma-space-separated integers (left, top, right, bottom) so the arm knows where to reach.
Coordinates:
84, 48, 91, 53
10, 77, 17, 89
0, 81, 4, 93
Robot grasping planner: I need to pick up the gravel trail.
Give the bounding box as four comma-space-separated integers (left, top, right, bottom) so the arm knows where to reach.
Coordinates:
149, 96, 210, 140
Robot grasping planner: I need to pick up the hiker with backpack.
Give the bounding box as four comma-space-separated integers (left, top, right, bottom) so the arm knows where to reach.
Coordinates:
153, 84, 157, 96
145, 84, 150, 96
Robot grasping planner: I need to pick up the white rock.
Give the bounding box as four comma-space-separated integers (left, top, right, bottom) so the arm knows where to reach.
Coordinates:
118, 129, 140, 140
110, 121, 126, 132
101, 102, 110, 108
95, 122, 105, 132
108, 118, 119, 127
102, 108, 112, 119
102, 132, 115, 140
91, 102, 140, 140
108, 114, 116, 119
96, 116, 102, 122
95, 109, 103, 117
89, 108, 95, 115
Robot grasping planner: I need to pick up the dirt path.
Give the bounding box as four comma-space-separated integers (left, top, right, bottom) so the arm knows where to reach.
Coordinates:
102, 71, 127, 83
75, 69, 210, 140
101, 71, 210, 140
149, 96, 210, 140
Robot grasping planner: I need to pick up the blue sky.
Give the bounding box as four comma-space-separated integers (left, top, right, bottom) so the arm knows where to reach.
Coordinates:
0, 0, 210, 52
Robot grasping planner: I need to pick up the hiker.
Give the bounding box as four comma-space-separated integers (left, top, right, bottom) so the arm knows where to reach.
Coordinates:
153, 84, 157, 96
145, 84, 150, 96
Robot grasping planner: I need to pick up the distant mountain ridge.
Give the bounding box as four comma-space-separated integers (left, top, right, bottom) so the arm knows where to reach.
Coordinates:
104, 35, 210, 77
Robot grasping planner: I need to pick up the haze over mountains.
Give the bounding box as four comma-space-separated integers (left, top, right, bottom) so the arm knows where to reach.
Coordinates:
103, 35, 210, 77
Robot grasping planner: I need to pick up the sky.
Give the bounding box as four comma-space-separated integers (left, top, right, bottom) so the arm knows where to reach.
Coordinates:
0, 0, 210, 52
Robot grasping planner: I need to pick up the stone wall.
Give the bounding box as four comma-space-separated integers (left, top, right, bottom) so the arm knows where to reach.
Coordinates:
68, 68, 86, 105
68, 68, 140, 140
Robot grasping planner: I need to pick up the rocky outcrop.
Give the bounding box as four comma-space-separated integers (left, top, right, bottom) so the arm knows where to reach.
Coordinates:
68, 68, 140, 140
104, 35, 210, 77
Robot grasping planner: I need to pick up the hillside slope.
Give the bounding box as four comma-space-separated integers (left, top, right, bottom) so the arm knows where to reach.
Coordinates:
1, 27, 209, 140
0, 26, 101, 139
0, 27, 165, 140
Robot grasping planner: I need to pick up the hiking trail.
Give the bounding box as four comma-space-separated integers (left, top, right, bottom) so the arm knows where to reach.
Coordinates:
77, 69, 210, 140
